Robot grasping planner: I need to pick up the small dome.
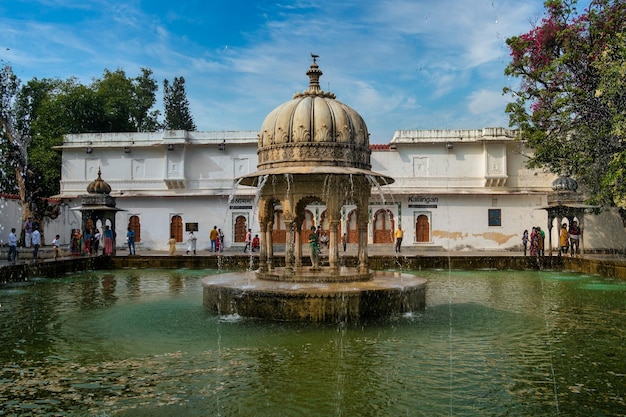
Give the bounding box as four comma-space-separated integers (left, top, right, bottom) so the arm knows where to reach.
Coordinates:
551, 174, 578, 192
257, 57, 371, 171
87, 168, 112, 194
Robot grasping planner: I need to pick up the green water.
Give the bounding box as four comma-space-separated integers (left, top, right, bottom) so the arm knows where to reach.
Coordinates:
0, 268, 624, 416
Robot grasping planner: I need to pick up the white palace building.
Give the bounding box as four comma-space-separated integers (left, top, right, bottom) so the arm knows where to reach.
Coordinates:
51, 127, 625, 254
39, 61, 625, 254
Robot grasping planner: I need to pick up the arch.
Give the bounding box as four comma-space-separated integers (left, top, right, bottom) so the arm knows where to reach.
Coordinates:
346, 209, 358, 243
234, 215, 247, 243
272, 209, 286, 243
300, 209, 315, 243
170, 215, 183, 243
416, 214, 430, 243
373, 209, 394, 243
128, 215, 141, 242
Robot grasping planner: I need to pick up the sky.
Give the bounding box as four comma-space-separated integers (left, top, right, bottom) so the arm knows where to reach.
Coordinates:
0, 0, 570, 143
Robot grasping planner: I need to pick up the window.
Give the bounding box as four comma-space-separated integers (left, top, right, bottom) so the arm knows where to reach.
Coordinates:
488, 209, 501, 227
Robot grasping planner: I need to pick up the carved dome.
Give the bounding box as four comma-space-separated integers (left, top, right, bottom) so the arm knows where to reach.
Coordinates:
257, 58, 371, 171
86, 168, 111, 194
551, 174, 578, 192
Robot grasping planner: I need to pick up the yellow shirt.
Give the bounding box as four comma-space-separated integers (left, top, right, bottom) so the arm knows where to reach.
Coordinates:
395, 228, 403, 239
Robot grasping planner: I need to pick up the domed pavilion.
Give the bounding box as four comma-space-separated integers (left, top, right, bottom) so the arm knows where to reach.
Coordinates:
72, 168, 124, 254
239, 56, 394, 277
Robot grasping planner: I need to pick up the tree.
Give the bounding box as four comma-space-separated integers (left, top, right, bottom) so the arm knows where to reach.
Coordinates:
504, 0, 626, 207
163, 76, 196, 131
132, 68, 161, 132
0, 64, 34, 221
1, 65, 176, 217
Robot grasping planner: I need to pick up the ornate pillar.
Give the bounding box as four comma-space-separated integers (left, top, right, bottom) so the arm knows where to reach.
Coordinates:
294, 218, 303, 268
259, 219, 268, 272
546, 213, 553, 256
329, 219, 340, 270
578, 213, 585, 255
266, 220, 274, 270
284, 219, 295, 274
357, 197, 369, 273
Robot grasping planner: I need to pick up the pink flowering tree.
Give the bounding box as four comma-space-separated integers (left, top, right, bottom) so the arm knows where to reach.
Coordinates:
504, 0, 626, 209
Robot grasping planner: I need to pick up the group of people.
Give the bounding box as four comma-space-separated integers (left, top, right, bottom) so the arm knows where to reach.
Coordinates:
522, 221, 581, 257
522, 227, 546, 257
559, 220, 581, 257
5, 217, 118, 263
167, 226, 225, 256
242, 228, 260, 253
71, 225, 114, 257
5, 217, 45, 263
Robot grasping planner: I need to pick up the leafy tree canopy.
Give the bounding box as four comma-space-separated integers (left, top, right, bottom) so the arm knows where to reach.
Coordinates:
504, 0, 626, 207
0, 65, 176, 221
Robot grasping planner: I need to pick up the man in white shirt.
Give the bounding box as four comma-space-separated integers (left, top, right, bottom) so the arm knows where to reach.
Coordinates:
31, 226, 41, 261
8, 228, 17, 263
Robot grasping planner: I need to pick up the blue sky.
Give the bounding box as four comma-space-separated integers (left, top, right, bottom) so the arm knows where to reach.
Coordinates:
1, 0, 568, 143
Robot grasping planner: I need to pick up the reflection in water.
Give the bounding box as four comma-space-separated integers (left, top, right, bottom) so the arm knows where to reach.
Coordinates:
0, 268, 624, 416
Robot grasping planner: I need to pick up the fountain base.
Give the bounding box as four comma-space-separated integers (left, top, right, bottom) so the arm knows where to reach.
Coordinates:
202, 270, 427, 322
256, 266, 373, 282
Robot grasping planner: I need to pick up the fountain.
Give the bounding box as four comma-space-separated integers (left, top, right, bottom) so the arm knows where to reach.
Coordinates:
202, 56, 427, 321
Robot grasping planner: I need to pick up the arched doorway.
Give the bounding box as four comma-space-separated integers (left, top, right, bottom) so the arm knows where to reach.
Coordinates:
170, 215, 183, 242
234, 215, 247, 243
128, 215, 141, 242
416, 214, 430, 242
373, 209, 394, 243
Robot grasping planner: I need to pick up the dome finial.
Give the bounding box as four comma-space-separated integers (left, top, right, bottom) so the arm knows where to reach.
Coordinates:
306, 53, 323, 94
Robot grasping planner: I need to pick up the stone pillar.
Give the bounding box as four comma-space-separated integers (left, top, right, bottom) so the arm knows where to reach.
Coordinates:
294, 219, 302, 268
358, 222, 369, 273
259, 219, 268, 272
357, 197, 369, 273
578, 213, 585, 255
547, 214, 553, 256
266, 221, 274, 270
284, 220, 295, 274
329, 219, 340, 270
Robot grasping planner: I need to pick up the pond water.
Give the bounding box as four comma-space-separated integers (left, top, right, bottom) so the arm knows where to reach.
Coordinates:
0, 268, 624, 416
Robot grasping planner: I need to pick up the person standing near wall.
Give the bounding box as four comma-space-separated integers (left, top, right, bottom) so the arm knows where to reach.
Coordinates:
522, 229, 529, 256
168, 235, 177, 255
395, 226, 404, 253
243, 228, 252, 253
52, 234, 62, 260
8, 227, 17, 263
103, 226, 114, 256
186, 231, 197, 255
559, 224, 570, 257
127, 227, 136, 255
23, 217, 33, 248
209, 226, 218, 252
342, 233, 347, 252
569, 220, 581, 257
308, 226, 320, 269
31, 225, 41, 261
